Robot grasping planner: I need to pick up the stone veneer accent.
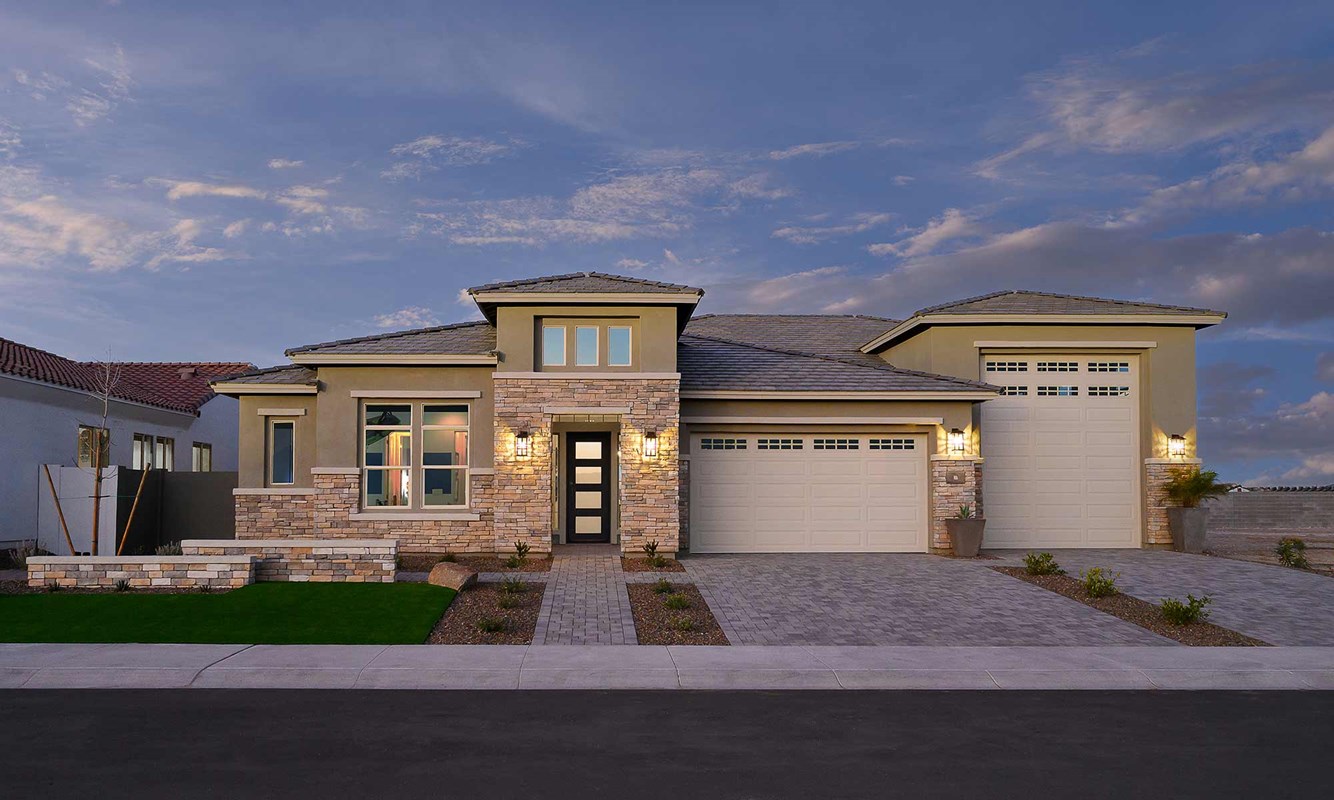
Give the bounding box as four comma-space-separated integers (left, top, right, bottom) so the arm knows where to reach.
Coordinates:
493, 377, 680, 555
181, 539, 396, 583
1145, 458, 1201, 547
929, 457, 984, 552
678, 457, 691, 552
27, 556, 254, 589
235, 490, 315, 538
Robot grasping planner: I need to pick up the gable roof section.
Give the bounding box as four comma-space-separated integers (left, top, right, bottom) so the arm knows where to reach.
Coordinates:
915, 290, 1227, 317
1, 337, 252, 414
685, 314, 897, 364
286, 321, 497, 362
211, 364, 319, 394
678, 333, 997, 397
468, 271, 702, 295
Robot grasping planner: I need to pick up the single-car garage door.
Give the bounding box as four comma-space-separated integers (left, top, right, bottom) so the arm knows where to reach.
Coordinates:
981, 355, 1141, 548
689, 432, 928, 553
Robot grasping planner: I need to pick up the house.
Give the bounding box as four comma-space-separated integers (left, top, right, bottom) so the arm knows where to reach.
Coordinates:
211, 273, 1225, 556
0, 336, 252, 549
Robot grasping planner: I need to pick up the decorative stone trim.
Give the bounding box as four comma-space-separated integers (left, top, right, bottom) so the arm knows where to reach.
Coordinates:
27, 556, 254, 589
679, 458, 691, 551
311, 467, 359, 475
181, 539, 396, 583
233, 488, 316, 496
929, 457, 983, 553
1144, 458, 1201, 547
348, 512, 481, 522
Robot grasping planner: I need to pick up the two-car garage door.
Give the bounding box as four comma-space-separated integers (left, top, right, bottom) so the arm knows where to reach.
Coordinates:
689, 433, 928, 553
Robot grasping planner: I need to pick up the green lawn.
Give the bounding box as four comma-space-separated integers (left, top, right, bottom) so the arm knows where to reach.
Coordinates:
0, 583, 456, 644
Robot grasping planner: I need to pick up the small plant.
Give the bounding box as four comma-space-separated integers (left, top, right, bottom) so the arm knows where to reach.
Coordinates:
475, 617, 507, 633
45, 581, 62, 593
670, 616, 696, 632
497, 593, 520, 609
954, 504, 975, 519
114, 579, 131, 592
5, 541, 39, 569
499, 577, 528, 595
504, 540, 531, 569
1160, 594, 1212, 625
1164, 467, 1234, 508
642, 539, 668, 569
437, 553, 457, 563
155, 542, 183, 556
664, 593, 691, 610
1275, 537, 1311, 570
1023, 552, 1065, 576
652, 577, 674, 595
199, 584, 214, 594
1080, 567, 1120, 598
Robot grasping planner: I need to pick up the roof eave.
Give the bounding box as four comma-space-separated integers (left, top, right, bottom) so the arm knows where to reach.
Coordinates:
469, 290, 704, 330
286, 353, 498, 366
210, 381, 320, 396
860, 312, 1229, 353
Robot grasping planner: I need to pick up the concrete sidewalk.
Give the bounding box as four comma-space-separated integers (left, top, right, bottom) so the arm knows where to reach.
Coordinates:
3, 643, 1333, 690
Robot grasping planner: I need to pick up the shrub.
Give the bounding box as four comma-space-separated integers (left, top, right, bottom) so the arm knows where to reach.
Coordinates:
652, 578, 674, 595
642, 540, 667, 569
114, 579, 131, 592
198, 585, 214, 594
1160, 594, 1212, 625
1275, 537, 1311, 570
499, 577, 528, 595
1023, 552, 1065, 576
670, 616, 696, 632
155, 542, 183, 556
1164, 468, 1233, 508
45, 581, 62, 593
5, 541, 39, 569
504, 540, 531, 569
497, 593, 520, 609
438, 553, 457, 563
1080, 567, 1120, 598
664, 593, 691, 610
475, 617, 507, 633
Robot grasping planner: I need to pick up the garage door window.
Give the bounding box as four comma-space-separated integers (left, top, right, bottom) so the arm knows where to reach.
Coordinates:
986, 361, 1027, 372
999, 386, 1028, 396
1088, 362, 1130, 372
700, 437, 747, 450
1037, 361, 1078, 372
758, 438, 802, 450
1088, 386, 1131, 397
813, 438, 859, 450
1037, 385, 1079, 396
869, 438, 915, 450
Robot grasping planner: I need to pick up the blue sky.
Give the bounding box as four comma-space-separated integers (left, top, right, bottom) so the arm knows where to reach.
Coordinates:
2, 0, 1333, 484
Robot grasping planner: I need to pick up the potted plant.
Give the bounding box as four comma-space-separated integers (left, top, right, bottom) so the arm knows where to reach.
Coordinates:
946, 504, 986, 557
1163, 467, 1233, 554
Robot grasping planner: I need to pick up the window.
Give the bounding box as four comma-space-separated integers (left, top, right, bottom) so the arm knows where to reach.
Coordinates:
575, 326, 598, 366
758, 438, 802, 450
269, 420, 295, 486
77, 425, 110, 468
700, 437, 747, 450
1037, 386, 1079, 397
813, 438, 859, 450
542, 326, 566, 366
869, 438, 915, 450
999, 386, 1029, 397
608, 326, 632, 366
1088, 386, 1131, 397
1089, 362, 1130, 372
985, 361, 1027, 372
361, 402, 470, 509
132, 433, 153, 470
192, 442, 213, 472
1037, 361, 1079, 372
154, 437, 175, 471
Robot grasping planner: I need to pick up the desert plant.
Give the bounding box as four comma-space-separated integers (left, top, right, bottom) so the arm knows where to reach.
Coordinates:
499, 577, 528, 595
954, 504, 975, 519
1164, 467, 1234, 508
475, 617, 507, 633
497, 593, 520, 609
45, 581, 62, 593
1023, 552, 1065, 576
5, 541, 39, 569
642, 539, 668, 569
156, 542, 183, 556
664, 593, 691, 610
652, 577, 674, 595
1275, 537, 1311, 570
198, 585, 214, 594
1080, 567, 1120, 598
504, 540, 531, 569
1160, 594, 1212, 625
670, 616, 696, 632
114, 579, 131, 592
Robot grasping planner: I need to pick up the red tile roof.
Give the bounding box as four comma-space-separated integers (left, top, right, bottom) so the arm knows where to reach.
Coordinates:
0, 337, 252, 414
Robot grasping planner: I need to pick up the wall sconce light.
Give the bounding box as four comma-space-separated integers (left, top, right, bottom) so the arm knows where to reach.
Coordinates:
947, 428, 966, 456
1168, 434, 1186, 459
514, 429, 532, 459
643, 430, 659, 459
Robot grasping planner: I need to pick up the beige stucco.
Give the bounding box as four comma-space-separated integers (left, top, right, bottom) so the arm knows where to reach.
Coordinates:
494, 304, 680, 373
237, 395, 317, 488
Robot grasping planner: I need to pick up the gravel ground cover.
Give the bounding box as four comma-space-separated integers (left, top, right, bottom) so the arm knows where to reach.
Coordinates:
627, 582, 728, 645
621, 557, 687, 573
429, 581, 545, 644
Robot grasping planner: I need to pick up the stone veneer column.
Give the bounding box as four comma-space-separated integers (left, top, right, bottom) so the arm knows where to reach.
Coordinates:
929, 456, 983, 552
678, 458, 691, 552
492, 377, 680, 556
234, 489, 316, 538
1144, 458, 1201, 547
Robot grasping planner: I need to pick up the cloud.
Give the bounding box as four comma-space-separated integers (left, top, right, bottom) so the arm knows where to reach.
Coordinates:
1200, 362, 1273, 417
615, 258, 648, 269
0, 121, 19, 159
743, 266, 852, 310
0, 193, 143, 270
1317, 352, 1334, 383
892, 175, 914, 186
158, 180, 267, 201
868, 208, 983, 257
1203, 391, 1334, 484
373, 306, 440, 329
18, 44, 134, 126
11, 69, 70, 100
267, 158, 304, 169
772, 212, 893, 245
769, 141, 861, 160
222, 219, 250, 238
1280, 453, 1334, 483
662, 248, 680, 265
275, 185, 328, 214
729, 173, 793, 200
381, 135, 522, 180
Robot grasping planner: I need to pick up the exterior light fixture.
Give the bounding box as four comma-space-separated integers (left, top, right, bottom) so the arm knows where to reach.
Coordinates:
514, 429, 532, 459
643, 430, 659, 459
1168, 434, 1186, 459
947, 428, 966, 456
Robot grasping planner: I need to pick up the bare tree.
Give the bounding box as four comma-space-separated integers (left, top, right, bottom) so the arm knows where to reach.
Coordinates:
82, 359, 122, 556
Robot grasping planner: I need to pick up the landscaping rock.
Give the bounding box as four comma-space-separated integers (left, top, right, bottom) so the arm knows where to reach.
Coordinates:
428, 562, 477, 591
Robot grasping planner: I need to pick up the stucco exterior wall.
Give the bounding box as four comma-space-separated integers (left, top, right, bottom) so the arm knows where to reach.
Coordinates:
237, 395, 318, 488
494, 304, 680, 373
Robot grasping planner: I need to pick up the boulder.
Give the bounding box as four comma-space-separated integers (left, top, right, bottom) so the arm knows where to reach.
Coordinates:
428, 562, 477, 591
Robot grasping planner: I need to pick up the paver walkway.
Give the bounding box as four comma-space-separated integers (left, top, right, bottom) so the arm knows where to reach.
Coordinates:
684, 554, 1171, 646
533, 546, 638, 645
990, 549, 1334, 646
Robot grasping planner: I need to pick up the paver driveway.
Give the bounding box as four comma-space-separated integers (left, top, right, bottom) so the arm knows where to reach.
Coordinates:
683, 554, 1170, 646
991, 549, 1334, 646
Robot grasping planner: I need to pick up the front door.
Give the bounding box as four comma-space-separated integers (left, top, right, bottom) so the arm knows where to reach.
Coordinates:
565, 432, 612, 543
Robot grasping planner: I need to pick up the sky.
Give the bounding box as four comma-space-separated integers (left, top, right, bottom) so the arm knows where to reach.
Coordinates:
1, 0, 1333, 485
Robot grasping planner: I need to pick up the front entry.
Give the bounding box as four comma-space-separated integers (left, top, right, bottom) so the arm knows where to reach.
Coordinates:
565, 432, 613, 543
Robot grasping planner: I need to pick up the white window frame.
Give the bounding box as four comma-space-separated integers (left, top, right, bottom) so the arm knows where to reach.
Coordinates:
607, 325, 633, 367
192, 442, 213, 472
268, 418, 296, 487
574, 326, 599, 366
360, 401, 471, 511
77, 425, 110, 469
542, 325, 567, 367
154, 436, 175, 471
132, 433, 153, 470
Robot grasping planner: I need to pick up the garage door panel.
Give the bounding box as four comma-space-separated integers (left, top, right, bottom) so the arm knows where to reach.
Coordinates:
1034, 407, 1083, 422
1087, 408, 1133, 423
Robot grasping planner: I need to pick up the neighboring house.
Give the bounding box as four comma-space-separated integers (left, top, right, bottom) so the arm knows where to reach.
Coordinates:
212, 273, 1225, 556
0, 336, 252, 549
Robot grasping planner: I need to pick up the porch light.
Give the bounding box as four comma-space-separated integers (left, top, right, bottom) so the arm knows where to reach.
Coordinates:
643, 430, 659, 459
1168, 434, 1187, 459
514, 429, 532, 459
947, 428, 966, 456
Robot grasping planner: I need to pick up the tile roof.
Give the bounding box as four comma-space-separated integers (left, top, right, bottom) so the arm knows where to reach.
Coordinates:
685, 314, 897, 364
0, 337, 252, 414
468, 271, 703, 295
287, 321, 497, 356
678, 334, 996, 394
915, 290, 1227, 317
212, 364, 318, 385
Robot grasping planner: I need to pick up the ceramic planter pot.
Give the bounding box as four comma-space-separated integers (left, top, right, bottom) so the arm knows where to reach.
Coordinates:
1167, 507, 1209, 554
946, 519, 986, 557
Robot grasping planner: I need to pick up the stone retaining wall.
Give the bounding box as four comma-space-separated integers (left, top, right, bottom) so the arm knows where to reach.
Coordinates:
1207, 491, 1334, 532
181, 538, 396, 583
27, 556, 254, 589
